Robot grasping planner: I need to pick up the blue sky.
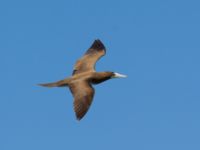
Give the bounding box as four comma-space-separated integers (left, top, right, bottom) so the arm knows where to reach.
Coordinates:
1, 0, 200, 149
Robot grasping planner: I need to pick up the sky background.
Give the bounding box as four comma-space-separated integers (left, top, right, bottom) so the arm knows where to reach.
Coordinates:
1, 0, 200, 149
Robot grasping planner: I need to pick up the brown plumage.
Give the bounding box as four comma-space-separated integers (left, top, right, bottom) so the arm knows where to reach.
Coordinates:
39, 39, 127, 120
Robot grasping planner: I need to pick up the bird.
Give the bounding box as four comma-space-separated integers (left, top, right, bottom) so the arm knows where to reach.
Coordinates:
39, 39, 127, 120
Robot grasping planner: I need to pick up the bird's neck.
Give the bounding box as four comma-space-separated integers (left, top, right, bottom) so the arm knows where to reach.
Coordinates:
90, 72, 112, 84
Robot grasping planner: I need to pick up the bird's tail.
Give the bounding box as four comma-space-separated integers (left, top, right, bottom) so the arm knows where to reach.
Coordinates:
38, 79, 69, 87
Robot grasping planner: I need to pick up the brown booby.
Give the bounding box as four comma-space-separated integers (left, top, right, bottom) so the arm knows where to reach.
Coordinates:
39, 40, 127, 120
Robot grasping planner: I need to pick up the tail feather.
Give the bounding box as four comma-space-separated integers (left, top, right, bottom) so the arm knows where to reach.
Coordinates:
38, 79, 68, 87
38, 82, 60, 87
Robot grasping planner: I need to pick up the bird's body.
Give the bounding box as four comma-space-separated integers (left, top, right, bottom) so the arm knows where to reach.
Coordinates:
39, 40, 126, 120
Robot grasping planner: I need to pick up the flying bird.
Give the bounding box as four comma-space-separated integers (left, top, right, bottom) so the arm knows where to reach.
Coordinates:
39, 40, 127, 120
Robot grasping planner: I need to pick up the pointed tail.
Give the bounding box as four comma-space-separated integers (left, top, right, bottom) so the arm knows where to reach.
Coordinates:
38, 79, 68, 87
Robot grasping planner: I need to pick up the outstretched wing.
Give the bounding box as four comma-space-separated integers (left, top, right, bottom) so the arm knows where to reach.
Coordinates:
69, 81, 95, 120
72, 39, 106, 75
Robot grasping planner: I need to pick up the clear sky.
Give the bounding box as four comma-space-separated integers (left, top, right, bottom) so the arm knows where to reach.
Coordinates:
1, 0, 200, 149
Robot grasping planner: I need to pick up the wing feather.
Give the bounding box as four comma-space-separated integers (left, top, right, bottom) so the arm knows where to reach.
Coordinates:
69, 81, 95, 120
72, 39, 106, 75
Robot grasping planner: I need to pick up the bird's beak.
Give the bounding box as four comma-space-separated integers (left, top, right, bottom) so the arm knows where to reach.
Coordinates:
113, 72, 127, 78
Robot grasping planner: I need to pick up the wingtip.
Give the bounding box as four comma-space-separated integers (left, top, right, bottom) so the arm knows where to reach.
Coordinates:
90, 39, 106, 50
75, 114, 83, 121
76, 117, 81, 121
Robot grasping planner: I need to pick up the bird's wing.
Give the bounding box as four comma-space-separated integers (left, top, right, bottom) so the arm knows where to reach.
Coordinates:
69, 81, 95, 120
72, 39, 106, 75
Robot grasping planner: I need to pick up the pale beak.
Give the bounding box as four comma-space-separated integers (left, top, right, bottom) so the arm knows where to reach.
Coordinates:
113, 72, 127, 78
